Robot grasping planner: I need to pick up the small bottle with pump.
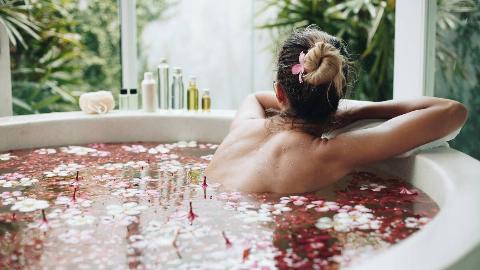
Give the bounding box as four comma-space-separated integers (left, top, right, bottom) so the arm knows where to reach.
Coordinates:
201, 89, 211, 112
187, 76, 199, 111
142, 72, 158, 112
129, 88, 138, 110
119, 88, 129, 111
157, 59, 169, 110
170, 67, 184, 109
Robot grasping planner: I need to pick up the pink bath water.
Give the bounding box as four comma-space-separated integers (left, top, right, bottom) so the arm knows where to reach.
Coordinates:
0, 142, 438, 269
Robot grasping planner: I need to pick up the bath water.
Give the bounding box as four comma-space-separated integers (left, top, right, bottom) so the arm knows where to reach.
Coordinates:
0, 142, 438, 269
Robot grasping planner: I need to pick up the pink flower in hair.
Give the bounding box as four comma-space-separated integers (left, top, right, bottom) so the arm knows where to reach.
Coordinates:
291, 51, 305, 83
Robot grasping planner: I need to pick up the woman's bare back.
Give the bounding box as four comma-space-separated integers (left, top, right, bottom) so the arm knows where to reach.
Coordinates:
205, 119, 345, 193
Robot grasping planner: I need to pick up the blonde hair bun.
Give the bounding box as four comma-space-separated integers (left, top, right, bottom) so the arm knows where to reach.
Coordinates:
303, 41, 345, 94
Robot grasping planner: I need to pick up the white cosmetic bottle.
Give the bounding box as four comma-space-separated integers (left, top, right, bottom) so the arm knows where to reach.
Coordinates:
142, 72, 157, 112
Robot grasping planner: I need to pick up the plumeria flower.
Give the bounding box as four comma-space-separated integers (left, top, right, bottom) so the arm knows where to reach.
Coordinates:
217, 192, 242, 202
0, 180, 14, 188
19, 177, 39, 187
58, 229, 94, 244
315, 207, 381, 232
360, 183, 387, 192
44, 163, 84, 177
61, 146, 97, 156
124, 161, 149, 169
404, 216, 430, 228
290, 195, 308, 206
272, 203, 293, 215
238, 209, 272, 223
122, 144, 148, 153
1, 190, 21, 199
34, 148, 57, 155
311, 200, 340, 212
0, 172, 25, 181
201, 155, 213, 161
98, 163, 125, 171
111, 188, 145, 198
106, 202, 147, 216
154, 145, 171, 154
156, 153, 179, 161
0, 153, 17, 161
175, 141, 197, 148
11, 198, 49, 212
399, 187, 417, 195
1, 177, 38, 188
55, 196, 92, 207
66, 215, 96, 226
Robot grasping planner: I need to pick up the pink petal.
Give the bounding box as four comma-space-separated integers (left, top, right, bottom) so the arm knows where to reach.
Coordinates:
299, 51, 305, 65
291, 64, 303, 74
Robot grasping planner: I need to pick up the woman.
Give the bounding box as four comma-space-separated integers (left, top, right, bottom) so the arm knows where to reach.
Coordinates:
205, 27, 467, 194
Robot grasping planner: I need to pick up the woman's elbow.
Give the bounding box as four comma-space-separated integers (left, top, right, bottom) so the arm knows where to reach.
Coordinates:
445, 100, 468, 126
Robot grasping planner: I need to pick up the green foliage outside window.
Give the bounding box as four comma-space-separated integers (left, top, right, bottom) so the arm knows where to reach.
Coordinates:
1, 0, 169, 114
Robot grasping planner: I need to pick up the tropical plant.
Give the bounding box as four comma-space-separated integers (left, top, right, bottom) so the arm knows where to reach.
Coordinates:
435, 2, 480, 159
0, 0, 40, 48
9, 0, 84, 114
5, 0, 171, 115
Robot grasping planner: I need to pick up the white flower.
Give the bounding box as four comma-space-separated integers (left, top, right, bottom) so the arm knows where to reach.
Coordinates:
404, 217, 430, 228
313, 201, 340, 212
154, 145, 170, 154
58, 229, 94, 244
44, 163, 84, 178
19, 177, 39, 187
0, 153, 17, 161
1, 180, 13, 188
66, 215, 96, 226
272, 203, 292, 215
360, 183, 387, 192
315, 206, 381, 232
34, 148, 57, 155
55, 196, 92, 207
201, 155, 213, 161
11, 198, 49, 212
122, 144, 147, 153
106, 202, 147, 216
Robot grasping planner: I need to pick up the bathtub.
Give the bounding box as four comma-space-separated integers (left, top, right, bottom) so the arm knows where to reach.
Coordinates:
1, 110, 479, 270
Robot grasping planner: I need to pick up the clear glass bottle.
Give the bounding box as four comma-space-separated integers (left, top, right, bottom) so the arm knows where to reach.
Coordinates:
187, 76, 199, 111
157, 59, 169, 110
170, 67, 184, 109
128, 88, 138, 110
119, 88, 129, 110
201, 89, 211, 112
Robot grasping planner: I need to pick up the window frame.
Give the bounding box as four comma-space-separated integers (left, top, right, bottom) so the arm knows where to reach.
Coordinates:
393, 0, 436, 99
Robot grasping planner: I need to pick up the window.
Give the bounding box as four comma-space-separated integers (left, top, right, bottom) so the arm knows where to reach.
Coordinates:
7, 0, 121, 115
434, 0, 479, 159
136, 0, 273, 109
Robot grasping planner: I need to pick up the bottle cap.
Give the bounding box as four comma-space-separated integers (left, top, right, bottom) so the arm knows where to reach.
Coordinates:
203, 89, 210, 96
144, 72, 154, 80
173, 67, 182, 74
160, 58, 167, 64
120, 88, 128, 95
189, 76, 197, 84
130, 88, 137, 94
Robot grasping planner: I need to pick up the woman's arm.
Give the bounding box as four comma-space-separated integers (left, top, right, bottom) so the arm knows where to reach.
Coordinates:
230, 91, 280, 129
317, 97, 468, 168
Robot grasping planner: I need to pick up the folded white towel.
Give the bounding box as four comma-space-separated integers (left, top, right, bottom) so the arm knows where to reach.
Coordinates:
79, 91, 115, 114
323, 119, 461, 158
